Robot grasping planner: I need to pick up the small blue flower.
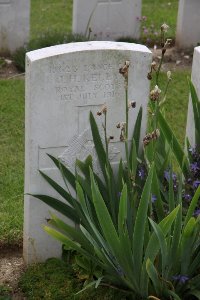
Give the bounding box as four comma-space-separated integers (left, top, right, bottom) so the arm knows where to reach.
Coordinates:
184, 193, 192, 201
172, 274, 189, 284
193, 209, 200, 217
138, 167, 145, 180
164, 170, 177, 182
190, 162, 200, 173
193, 180, 200, 189
151, 194, 157, 203
164, 170, 170, 181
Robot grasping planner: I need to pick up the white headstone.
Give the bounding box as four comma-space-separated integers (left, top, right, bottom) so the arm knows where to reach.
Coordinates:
176, 0, 200, 49
73, 0, 141, 41
186, 46, 200, 146
24, 41, 152, 264
0, 0, 30, 53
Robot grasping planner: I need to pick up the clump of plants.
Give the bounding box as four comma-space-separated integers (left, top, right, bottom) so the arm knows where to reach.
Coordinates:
12, 31, 88, 72
30, 24, 200, 300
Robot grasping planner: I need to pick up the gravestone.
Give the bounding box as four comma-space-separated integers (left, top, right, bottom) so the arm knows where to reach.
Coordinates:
0, 0, 30, 53
186, 46, 200, 146
176, 0, 200, 49
24, 41, 152, 264
73, 0, 141, 40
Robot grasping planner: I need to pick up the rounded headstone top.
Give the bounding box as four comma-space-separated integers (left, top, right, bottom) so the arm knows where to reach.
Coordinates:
26, 41, 151, 62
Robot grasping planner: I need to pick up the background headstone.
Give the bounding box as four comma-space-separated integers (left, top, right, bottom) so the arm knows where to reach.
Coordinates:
0, 0, 30, 53
73, 0, 141, 41
24, 41, 152, 264
176, 0, 200, 49
186, 46, 200, 146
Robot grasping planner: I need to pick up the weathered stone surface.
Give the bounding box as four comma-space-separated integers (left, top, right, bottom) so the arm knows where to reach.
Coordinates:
176, 0, 200, 49
73, 0, 141, 40
186, 46, 200, 146
24, 41, 152, 264
0, 0, 30, 53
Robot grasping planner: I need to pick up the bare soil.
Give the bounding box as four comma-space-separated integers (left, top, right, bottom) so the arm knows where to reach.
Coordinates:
152, 46, 193, 72
0, 58, 24, 79
0, 247, 26, 299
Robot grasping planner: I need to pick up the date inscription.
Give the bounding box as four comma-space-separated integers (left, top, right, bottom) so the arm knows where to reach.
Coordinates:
49, 61, 123, 104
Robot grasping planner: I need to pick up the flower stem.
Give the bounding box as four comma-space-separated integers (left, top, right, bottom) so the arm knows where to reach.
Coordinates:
104, 111, 109, 162
155, 52, 164, 86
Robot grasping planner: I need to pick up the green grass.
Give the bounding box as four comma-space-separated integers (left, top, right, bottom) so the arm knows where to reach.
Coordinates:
0, 285, 12, 300
0, 79, 24, 245
151, 70, 190, 144
142, 0, 179, 43
19, 258, 125, 300
30, 0, 179, 42
30, 0, 73, 40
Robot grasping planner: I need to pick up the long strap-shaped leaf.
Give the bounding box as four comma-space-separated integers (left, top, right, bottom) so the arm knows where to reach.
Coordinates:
90, 171, 137, 291
158, 111, 189, 177
146, 258, 162, 296
47, 154, 76, 190
184, 185, 200, 226
39, 170, 76, 207
149, 219, 168, 278
132, 163, 154, 283
189, 80, 200, 146
131, 106, 143, 155
140, 206, 180, 295
90, 169, 120, 255
180, 217, 197, 274
31, 194, 79, 223
49, 213, 93, 252
89, 112, 107, 179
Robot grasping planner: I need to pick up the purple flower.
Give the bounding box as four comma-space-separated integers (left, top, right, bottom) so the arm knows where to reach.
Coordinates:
164, 170, 177, 181
143, 28, 149, 34
193, 209, 200, 217
184, 193, 192, 201
172, 274, 189, 284
190, 162, 200, 173
142, 16, 147, 21
193, 180, 200, 189
151, 194, 157, 203
138, 167, 145, 180
164, 170, 170, 181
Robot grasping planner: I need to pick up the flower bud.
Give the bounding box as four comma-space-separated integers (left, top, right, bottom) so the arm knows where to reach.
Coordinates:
167, 71, 172, 80
161, 23, 169, 32
150, 85, 161, 101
